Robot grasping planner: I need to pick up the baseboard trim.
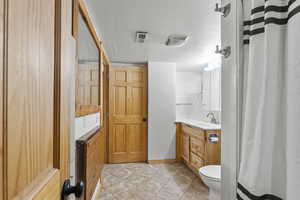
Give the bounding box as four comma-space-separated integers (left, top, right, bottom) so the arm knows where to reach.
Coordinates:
147, 159, 177, 164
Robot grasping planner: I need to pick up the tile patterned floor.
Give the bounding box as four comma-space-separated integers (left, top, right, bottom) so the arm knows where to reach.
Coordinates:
95, 162, 209, 200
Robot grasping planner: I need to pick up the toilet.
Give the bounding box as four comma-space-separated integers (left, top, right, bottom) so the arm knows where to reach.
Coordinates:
199, 165, 221, 200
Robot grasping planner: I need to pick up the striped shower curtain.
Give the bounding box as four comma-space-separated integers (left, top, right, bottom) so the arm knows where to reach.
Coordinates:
237, 0, 300, 199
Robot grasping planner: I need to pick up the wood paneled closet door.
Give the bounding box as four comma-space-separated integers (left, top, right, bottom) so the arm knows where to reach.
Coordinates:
109, 66, 148, 163
0, 0, 74, 199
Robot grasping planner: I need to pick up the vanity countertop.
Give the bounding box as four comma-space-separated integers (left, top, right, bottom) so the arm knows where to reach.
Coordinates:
176, 119, 221, 130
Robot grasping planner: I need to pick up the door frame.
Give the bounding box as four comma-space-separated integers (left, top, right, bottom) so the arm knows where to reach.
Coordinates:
108, 64, 148, 163
220, 0, 242, 199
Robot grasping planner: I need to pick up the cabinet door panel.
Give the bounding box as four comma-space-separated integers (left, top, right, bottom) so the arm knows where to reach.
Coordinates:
205, 131, 221, 165
190, 137, 205, 158
182, 124, 205, 141
181, 133, 190, 162
190, 153, 204, 170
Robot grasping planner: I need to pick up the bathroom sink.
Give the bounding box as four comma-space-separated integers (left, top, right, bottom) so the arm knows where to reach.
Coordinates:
193, 122, 220, 130
177, 119, 221, 130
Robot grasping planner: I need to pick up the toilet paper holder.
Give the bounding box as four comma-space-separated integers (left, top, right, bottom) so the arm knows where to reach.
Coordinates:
208, 133, 219, 144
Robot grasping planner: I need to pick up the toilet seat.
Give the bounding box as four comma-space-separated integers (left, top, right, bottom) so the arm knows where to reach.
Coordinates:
199, 165, 221, 182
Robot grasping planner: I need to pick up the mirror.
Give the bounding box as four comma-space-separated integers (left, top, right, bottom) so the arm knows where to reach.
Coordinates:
76, 13, 100, 106
76, 10, 103, 125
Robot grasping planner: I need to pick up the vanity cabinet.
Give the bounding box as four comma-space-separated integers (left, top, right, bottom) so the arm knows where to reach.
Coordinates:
181, 132, 190, 162
178, 123, 221, 175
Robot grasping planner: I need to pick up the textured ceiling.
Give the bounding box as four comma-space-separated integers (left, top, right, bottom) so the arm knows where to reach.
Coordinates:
85, 0, 221, 71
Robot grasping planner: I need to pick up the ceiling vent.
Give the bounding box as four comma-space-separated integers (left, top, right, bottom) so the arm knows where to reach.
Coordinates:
166, 35, 189, 47
135, 31, 148, 43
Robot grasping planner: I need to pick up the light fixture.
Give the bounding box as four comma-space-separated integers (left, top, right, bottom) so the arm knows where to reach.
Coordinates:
166, 35, 189, 47
203, 59, 221, 72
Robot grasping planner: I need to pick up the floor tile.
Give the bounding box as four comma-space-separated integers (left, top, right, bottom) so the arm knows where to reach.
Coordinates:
96, 162, 208, 200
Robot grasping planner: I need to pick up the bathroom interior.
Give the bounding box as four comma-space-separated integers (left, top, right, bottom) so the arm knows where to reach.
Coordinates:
1, 0, 298, 199
71, 0, 223, 199
71, 0, 300, 199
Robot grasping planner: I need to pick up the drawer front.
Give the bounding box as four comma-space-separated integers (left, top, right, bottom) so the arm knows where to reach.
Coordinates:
190, 137, 205, 158
182, 124, 205, 140
190, 153, 204, 170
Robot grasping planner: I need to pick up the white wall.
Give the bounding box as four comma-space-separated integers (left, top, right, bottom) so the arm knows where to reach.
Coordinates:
148, 62, 176, 160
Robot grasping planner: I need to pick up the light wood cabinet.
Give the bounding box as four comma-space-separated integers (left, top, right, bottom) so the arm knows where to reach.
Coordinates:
181, 132, 190, 162
179, 123, 221, 175
190, 152, 204, 169
190, 137, 205, 158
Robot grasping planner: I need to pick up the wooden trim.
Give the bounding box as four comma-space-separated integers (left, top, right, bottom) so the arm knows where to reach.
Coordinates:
103, 61, 110, 163
72, 0, 78, 38
99, 51, 104, 127
76, 128, 103, 200
76, 127, 101, 143
59, 0, 76, 184
33, 170, 60, 200
176, 122, 182, 162
147, 159, 177, 164
53, 0, 62, 172
0, 0, 7, 198
75, 105, 101, 117
78, 0, 101, 50
76, 0, 110, 62
100, 43, 110, 66
13, 169, 59, 199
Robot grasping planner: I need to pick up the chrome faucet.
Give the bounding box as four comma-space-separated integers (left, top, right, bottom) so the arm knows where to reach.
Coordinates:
207, 112, 218, 124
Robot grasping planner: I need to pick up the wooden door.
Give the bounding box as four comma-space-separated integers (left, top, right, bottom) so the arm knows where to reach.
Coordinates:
0, 0, 74, 199
181, 132, 190, 162
76, 63, 100, 105
109, 66, 147, 163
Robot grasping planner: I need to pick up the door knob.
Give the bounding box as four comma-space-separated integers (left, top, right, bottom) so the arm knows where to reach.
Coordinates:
143, 118, 147, 122
61, 179, 84, 199
215, 3, 231, 17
